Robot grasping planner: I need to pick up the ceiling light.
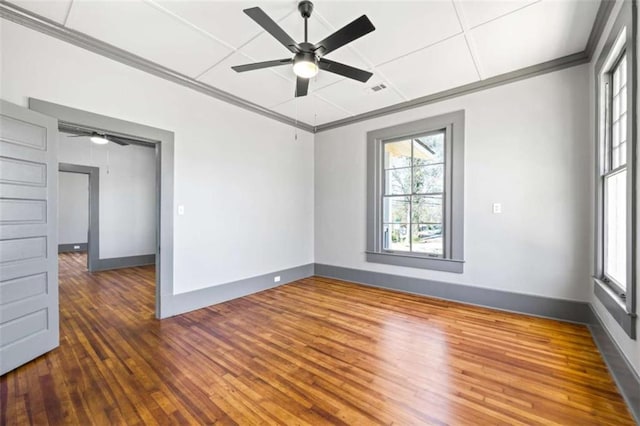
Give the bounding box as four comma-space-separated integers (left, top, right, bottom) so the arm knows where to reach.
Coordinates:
90, 135, 109, 145
293, 52, 318, 79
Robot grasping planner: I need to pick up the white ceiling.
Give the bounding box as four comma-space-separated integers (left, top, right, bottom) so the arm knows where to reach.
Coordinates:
12, 0, 601, 126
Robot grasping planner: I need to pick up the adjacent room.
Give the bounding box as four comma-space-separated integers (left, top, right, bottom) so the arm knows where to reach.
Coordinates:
0, 0, 638, 424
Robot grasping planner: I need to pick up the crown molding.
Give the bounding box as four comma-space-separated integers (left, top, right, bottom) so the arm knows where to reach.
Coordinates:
586, 0, 617, 60
1, 0, 613, 134
314, 51, 589, 133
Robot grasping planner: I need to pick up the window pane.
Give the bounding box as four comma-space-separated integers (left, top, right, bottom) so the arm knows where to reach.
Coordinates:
613, 93, 619, 119
612, 146, 620, 169
605, 170, 627, 289
412, 224, 443, 256
414, 164, 444, 194
620, 113, 627, 144
383, 196, 410, 223
620, 88, 627, 114
385, 168, 411, 195
413, 133, 444, 166
620, 55, 627, 85
412, 195, 443, 223
384, 140, 412, 169
383, 223, 410, 251
612, 121, 619, 148
619, 142, 626, 167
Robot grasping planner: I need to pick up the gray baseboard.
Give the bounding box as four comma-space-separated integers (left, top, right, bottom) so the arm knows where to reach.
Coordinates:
58, 243, 87, 253
588, 307, 640, 424
92, 254, 155, 271
314, 263, 593, 324
165, 263, 314, 317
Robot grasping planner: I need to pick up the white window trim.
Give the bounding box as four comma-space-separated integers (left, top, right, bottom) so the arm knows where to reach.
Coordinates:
366, 111, 465, 273
593, 2, 637, 339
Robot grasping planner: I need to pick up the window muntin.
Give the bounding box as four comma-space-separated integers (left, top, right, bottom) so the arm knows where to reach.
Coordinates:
602, 52, 629, 294
382, 131, 446, 257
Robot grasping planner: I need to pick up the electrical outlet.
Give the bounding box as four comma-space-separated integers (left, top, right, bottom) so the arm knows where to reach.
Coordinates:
274, 276, 281, 283
74, 245, 80, 250
177, 205, 185, 215
492, 203, 502, 214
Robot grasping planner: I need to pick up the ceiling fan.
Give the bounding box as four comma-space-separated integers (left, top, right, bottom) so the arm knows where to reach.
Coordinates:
232, 0, 375, 97
67, 131, 132, 146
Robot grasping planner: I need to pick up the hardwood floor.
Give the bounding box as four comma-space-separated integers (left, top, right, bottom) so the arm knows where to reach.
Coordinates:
1, 252, 634, 425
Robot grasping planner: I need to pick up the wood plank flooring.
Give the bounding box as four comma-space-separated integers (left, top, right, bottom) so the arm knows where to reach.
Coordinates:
1, 252, 634, 425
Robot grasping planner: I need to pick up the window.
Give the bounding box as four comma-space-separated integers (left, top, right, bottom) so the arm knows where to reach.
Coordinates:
594, 4, 636, 339
367, 111, 464, 273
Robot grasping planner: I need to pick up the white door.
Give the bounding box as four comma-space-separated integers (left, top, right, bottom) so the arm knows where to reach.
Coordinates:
0, 100, 59, 375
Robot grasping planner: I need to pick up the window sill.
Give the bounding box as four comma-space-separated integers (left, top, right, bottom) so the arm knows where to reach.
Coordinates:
366, 251, 464, 273
593, 277, 636, 339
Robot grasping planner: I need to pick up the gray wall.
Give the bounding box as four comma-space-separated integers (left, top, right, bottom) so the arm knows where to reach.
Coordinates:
588, 0, 639, 378
58, 133, 156, 259
315, 64, 592, 302
58, 171, 88, 245
1, 20, 314, 296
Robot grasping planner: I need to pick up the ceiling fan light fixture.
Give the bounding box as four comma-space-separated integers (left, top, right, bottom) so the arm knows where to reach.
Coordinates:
90, 135, 109, 145
293, 52, 318, 79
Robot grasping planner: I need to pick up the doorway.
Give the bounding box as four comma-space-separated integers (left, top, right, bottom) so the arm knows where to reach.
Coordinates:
58, 163, 98, 271
29, 98, 175, 319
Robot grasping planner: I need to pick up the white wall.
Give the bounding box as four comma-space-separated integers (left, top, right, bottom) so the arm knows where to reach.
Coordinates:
58, 134, 156, 258
588, 0, 639, 377
315, 65, 592, 302
58, 172, 88, 245
1, 20, 314, 295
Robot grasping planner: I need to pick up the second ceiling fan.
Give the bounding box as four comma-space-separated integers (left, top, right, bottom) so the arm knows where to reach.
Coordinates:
232, 1, 375, 97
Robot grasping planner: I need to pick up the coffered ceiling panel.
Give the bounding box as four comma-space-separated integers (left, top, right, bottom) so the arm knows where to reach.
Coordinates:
315, 0, 462, 66
66, 0, 233, 78
12, 0, 71, 24
8, 0, 603, 127
470, 0, 600, 77
378, 35, 478, 100
155, 0, 293, 50
315, 72, 405, 116
456, 0, 539, 29
199, 52, 295, 108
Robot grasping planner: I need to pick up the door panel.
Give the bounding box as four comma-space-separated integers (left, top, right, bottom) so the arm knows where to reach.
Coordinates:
0, 100, 58, 376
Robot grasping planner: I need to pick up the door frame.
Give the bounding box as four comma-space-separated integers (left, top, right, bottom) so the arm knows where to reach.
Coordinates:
58, 164, 99, 272
30, 98, 174, 319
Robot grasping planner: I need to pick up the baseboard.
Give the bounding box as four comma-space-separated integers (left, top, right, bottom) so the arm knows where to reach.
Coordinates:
92, 254, 155, 271
314, 263, 593, 324
165, 263, 314, 317
58, 243, 87, 253
588, 306, 640, 424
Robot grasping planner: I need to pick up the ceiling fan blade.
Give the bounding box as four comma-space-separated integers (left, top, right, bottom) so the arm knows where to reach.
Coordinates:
313, 15, 375, 57
244, 7, 299, 53
295, 77, 309, 97
318, 58, 373, 82
232, 58, 293, 73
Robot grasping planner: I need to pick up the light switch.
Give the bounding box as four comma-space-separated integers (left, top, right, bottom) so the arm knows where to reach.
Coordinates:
178, 205, 185, 215
492, 203, 502, 214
